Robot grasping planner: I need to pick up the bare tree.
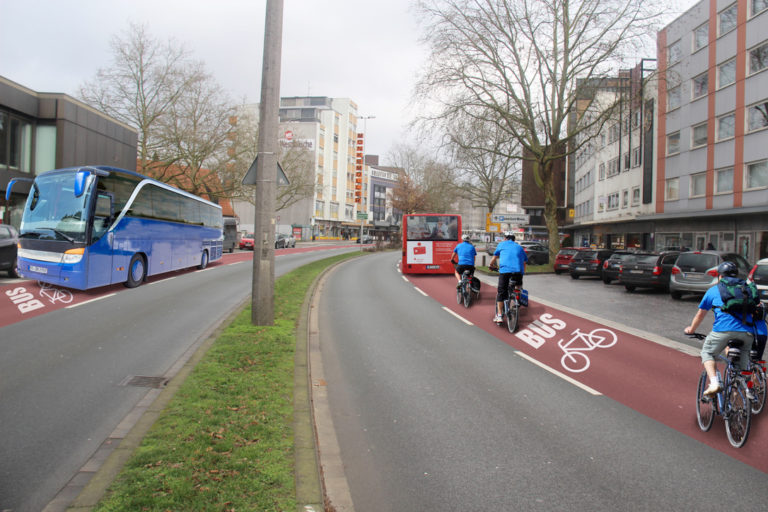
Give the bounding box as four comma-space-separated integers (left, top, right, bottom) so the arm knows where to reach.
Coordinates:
79, 23, 206, 175
222, 105, 316, 212
415, 0, 663, 258
389, 142, 457, 213
444, 113, 520, 214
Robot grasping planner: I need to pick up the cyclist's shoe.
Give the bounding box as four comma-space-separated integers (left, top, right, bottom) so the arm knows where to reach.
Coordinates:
703, 382, 723, 396
746, 388, 756, 401
457, 283, 462, 289
493, 314, 503, 324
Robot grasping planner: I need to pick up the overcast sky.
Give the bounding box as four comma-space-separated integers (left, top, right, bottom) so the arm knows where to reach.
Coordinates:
1, 0, 697, 164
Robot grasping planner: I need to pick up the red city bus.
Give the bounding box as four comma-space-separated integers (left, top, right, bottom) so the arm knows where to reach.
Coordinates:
402, 214, 462, 274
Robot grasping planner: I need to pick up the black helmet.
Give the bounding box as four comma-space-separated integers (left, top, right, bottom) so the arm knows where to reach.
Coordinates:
717, 261, 738, 277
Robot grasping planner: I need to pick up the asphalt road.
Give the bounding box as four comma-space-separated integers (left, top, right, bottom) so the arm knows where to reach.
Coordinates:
0, 244, 357, 512
317, 252, 767, 511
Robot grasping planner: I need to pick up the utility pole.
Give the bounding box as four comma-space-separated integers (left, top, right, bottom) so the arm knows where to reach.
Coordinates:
252, 0, 283, 325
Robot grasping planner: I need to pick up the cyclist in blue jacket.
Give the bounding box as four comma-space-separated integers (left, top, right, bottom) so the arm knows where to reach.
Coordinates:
488, 232, 528, 323
684, 261, 755, 396
451, 234, 477, 288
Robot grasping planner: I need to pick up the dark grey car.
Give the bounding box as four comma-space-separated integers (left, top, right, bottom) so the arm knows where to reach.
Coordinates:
619, 251, 680, 292
601, 251, 635, 284
669, 250, 751, 299
0, 224, 19, 277
568, 249, 614, 279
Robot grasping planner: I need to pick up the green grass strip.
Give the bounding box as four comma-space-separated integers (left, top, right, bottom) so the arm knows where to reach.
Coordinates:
93, 252, 358, 512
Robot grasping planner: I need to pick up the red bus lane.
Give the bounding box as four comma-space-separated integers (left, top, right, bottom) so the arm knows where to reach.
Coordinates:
0, 245, 353, 329
404, 273, 768, 472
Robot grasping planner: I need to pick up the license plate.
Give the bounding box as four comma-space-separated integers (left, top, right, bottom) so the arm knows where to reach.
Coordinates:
577, 267, 586, 271
426, 265, 440, 269
29, 265, 48, 274
630, 270, 643, 274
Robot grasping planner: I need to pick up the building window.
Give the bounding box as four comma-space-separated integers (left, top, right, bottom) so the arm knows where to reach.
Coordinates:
632, 187, 641, 205
692, 72, 708, 99
694, 22, 709, 51
665, 178, 679, 201
690, 172, 707, 197
747, 160, 768, 189
747, 101, 768, 132
668, 85, 682, 110
668, 40, 682, 65
750, 42, 768, 74
754, 0, 768, 17
607, 192, 620, 210
718, 59, 736, 88
622, 189, 629, 208
667, 131, 681, 154
718, 113, 735, 140
716, 167, 734, 193
599, 162, 605, 180
632, 147, 641, 167
692, 122, 708, 147
719, 4, 738, 35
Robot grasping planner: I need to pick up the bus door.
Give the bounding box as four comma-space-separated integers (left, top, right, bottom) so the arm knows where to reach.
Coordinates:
86, 192, 115, 288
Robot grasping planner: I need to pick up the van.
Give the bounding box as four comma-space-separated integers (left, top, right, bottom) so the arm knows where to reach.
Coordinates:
223, 217, 239, 253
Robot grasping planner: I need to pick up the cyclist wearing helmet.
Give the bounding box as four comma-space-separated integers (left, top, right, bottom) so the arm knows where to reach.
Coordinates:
451, 234, 477, 287
488, 232, 528, 323
684, 261, 756, 396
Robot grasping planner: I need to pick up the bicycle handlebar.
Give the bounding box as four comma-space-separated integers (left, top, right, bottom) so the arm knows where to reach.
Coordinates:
685, 332, 706, 341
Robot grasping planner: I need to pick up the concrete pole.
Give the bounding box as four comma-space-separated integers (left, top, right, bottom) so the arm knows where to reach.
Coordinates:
252, 0, 283, 325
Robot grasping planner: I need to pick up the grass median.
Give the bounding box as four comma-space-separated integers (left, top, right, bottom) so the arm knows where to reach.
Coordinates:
91, 252, 359, 512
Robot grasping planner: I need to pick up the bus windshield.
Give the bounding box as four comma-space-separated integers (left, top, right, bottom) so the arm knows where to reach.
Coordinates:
19, 172, 94, 243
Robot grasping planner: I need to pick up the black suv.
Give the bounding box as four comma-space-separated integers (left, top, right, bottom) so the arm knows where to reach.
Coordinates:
568, 249, 614, 280
619, 251, 680, 292
0, 224, 19, 277
601, 250, 635, 284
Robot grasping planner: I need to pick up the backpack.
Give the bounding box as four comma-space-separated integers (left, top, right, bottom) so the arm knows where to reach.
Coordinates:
717, 276, 760, 324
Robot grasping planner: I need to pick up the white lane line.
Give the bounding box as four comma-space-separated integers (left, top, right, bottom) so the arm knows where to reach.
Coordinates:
413, 287, 428, 297
66, 293, 117, 309
442, 307, 473, 326
514, 351, 602, 396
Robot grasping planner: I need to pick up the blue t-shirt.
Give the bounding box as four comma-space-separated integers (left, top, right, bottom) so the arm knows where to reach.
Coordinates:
494, 240, 528, 274
453, 241, 477, 265
698, 285, 754, 333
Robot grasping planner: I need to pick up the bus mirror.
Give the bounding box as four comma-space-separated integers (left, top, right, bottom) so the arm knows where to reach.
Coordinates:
5, 177, 33, 201
74, 170, 89, 198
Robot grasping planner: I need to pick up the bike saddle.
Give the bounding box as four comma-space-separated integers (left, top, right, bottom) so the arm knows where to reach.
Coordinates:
727, 339, 745, 348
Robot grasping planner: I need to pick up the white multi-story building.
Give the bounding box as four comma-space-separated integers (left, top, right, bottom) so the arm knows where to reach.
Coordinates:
233, 96, 374, 240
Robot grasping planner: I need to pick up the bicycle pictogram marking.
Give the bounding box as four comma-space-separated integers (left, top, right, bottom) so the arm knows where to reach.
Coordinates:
557, 327, 618, 373
38, 282, 74, 305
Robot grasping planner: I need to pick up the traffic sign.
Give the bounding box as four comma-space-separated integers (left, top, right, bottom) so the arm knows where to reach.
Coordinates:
356, 212, 368, 220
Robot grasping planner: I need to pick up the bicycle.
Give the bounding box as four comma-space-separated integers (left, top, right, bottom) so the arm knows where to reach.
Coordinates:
688, 332, 753, 448
455, 269, 479, 308
501, 279, 528, 333
748, 346, 767, 415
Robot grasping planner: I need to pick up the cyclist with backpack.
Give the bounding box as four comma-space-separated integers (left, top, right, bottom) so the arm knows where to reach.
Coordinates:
684, 261, 760, 396
451, 234, 477, 288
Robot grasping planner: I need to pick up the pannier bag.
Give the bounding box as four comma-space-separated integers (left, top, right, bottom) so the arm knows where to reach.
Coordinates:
470, 276, 481, 292
519, 289, 529, 307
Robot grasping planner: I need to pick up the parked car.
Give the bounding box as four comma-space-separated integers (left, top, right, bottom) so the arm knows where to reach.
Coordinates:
601, 250, 636, 284
669, 250, 751, 299
748, 258, 768, 303
619, 251, 680, 292
275, 233, 296, 249
568, 249, 614, 279
554, 247, 584, 274
522, 243, 549, 265
0, 224, 19, 277
239, 233, 255, 250
357, 235, 374, 244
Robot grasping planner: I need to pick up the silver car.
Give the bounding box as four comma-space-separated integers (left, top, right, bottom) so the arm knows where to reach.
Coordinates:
749, 258, 768, 303
669, 250, 751, 300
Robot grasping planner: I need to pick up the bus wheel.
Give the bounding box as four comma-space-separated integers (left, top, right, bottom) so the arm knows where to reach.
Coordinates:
198, 250, 209, 270
125, 254, 146, 288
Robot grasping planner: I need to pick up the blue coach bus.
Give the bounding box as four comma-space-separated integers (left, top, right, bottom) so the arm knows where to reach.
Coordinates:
5, 165, 223, 290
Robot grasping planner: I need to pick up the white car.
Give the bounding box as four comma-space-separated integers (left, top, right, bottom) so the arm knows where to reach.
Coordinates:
749, 258, 768, 303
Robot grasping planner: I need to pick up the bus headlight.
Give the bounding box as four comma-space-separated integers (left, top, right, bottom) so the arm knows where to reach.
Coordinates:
62, 248, 85, 264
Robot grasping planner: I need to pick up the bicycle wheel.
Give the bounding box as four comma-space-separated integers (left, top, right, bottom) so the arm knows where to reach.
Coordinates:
560, 351, 590, 373
750, 366, 766, 415
588, 328, 618, 348
463, 282, 471, 308
695, 371, 715, 431
725, 380, 751, 448
506, 302, 519, 333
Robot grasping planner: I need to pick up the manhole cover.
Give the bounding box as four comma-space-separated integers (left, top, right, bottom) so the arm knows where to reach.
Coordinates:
121, 375, 169, 388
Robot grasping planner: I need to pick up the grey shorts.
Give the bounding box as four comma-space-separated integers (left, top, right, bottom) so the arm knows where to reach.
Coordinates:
700, 330, 754, 370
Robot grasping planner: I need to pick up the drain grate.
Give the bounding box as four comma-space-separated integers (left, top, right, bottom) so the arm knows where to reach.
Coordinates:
120, 375, 169, 388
